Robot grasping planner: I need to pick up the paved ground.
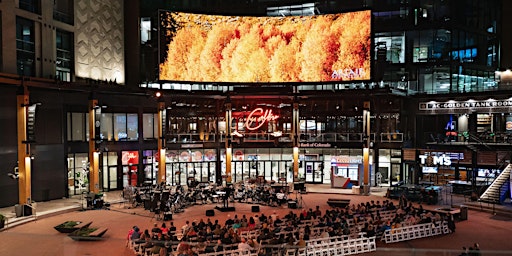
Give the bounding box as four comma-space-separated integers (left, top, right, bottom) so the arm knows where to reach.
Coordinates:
0, 185, 511, 256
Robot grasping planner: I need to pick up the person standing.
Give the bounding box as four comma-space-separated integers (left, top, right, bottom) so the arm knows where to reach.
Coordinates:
447, 213, 456, 233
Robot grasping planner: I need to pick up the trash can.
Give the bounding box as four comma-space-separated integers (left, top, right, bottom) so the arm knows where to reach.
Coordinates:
23, 204, 32, 216
460, 205, 468, 220
14, 204, 23, 217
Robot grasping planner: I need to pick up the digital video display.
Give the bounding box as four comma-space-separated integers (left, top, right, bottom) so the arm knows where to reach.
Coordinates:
159, 10, 371, 83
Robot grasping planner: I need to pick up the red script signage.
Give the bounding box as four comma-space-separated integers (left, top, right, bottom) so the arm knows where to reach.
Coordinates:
244, 108, 280, 131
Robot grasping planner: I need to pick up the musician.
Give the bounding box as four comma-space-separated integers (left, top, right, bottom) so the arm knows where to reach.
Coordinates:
276, 191, 286, 206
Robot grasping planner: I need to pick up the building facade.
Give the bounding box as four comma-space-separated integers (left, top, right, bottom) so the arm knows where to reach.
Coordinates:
0, 0, 510, 208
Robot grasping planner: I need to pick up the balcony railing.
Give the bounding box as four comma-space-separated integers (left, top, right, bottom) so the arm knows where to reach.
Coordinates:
165, 132, 404, 144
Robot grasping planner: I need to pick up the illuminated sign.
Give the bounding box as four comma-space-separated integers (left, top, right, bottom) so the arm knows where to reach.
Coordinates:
420, 99, 512, 110
159, 10, 371, 83
245, 108, 279, 131
122, 151, 139, 165
300, 143, 332, 148
419, 154, 451, 166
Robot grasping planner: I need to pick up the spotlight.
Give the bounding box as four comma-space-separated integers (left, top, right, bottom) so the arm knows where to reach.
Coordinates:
155, 91, 162, 98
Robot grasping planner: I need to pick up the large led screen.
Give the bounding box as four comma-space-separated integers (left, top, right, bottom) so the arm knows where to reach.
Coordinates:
159, 10, 371, 83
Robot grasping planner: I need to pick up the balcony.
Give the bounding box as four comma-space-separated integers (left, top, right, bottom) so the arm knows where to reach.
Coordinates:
166, 132, 404, 145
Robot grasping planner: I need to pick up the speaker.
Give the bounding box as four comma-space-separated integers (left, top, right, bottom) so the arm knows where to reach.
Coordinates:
206, 209, 215, 216
288, 200, 297, 209
164, 213, 173, 221
293, 182, 305, 191
251, 205, 260, 212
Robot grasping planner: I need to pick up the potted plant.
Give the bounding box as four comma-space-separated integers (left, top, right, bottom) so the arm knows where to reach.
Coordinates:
0, 213, 6, 229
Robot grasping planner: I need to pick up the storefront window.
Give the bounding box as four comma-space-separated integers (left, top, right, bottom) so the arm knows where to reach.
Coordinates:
67, 153, 89, 195
143, 150, 157, 185
122, 151, 139, 187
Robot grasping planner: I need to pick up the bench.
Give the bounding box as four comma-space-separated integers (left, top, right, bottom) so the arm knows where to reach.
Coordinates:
89, 228, 108, 237
327, 198, 351, 208
74, 221, 92, 229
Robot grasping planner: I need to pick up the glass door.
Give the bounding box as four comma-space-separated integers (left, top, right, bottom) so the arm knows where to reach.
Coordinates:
304, 161, 324, 183
109, 166, 118, 190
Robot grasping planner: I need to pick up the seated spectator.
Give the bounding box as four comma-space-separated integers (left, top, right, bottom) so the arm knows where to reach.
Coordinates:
238, 237, 253, 251
296, 236, 306, 247
160, 223, 168, 235
130, 226, 141, 241
137, 229, 150, 244
176, 241, 191, 255
247, 238, 259, 249
126, 226, 137, 246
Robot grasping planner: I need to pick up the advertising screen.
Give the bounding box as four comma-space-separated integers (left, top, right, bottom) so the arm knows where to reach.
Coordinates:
159, 10, 371, 83
422, 166, 438, 174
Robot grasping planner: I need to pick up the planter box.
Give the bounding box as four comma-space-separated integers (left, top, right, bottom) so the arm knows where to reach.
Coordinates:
68, 227, 108, 241
54, 221, 92, 233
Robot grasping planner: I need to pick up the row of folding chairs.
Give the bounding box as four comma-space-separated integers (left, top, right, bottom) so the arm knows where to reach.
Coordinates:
306, 236, 377, 256
382, 221, 450, 243
129, 240, 177, 256
199, 249, 259, 256
239, 229, 260, 240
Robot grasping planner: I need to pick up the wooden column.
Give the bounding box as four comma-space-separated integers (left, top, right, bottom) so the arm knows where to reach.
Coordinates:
225, 101, 232, 183
157, 101, 166, 184
292, 102, 299, 181
362, 101, 371, 195
88, 99, 99, 193
17, 93, 31, 204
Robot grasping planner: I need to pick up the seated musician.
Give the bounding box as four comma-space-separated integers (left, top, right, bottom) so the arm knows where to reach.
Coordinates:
276, 191, 286, 206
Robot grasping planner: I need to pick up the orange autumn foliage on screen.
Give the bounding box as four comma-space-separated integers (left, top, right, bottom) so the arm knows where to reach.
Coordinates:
159, 11, 371, 83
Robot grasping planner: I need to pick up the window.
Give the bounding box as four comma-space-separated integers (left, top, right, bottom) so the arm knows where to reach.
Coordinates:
56, 30, 73, 81
68, 112, 141, 142
375, 32, 405, 64
127, 114, 138, 140
16, 16, 35, 76
53, 0, 74, 24
67, 112, 89, 141
143, 113, 158, 139
140, 17, 151, 44
100, 113, 113, 140
19, 0, 41, 14
114, 114, 127, 140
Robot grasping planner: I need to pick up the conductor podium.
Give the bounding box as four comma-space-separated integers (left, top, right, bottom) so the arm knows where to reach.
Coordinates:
214, 187, 236, 212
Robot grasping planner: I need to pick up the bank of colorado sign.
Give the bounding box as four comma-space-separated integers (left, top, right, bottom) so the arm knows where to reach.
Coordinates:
419, 99, 512, 110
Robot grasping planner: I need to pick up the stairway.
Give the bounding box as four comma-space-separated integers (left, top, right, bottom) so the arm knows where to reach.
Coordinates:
479, 164, 511, 204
